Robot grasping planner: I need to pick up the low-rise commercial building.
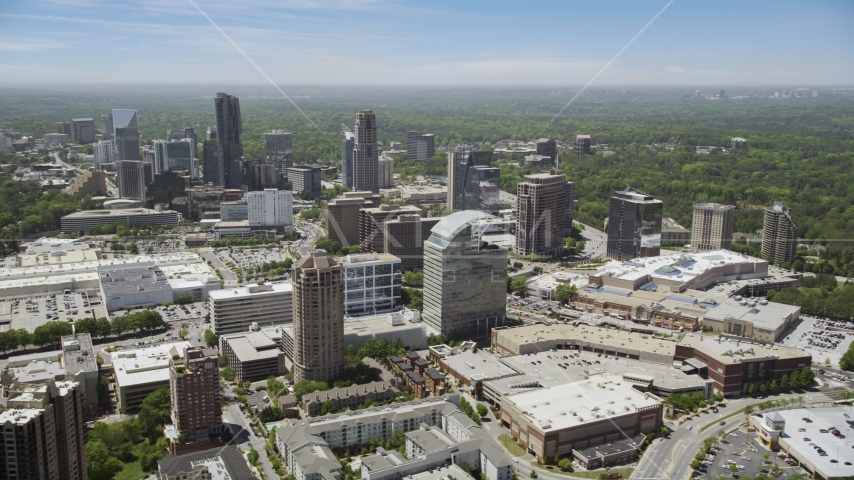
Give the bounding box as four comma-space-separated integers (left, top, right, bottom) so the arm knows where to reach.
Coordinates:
209, 283, 293, 335
428, 343, 516, 400
219, 328, 287, 383
98, 264, 220, 310
61, 208, 181, 234
701, 296, 800, 342
111, 341, 191, 413
661, 217, 691, 247
499, 373, 662, 462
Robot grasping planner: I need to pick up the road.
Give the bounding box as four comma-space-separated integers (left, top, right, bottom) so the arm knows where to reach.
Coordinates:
633, 390, 836, 480
578, 223, 606, 259
200, 248, 237, 287
293, 220, 323, 257
223, 402, 277, 479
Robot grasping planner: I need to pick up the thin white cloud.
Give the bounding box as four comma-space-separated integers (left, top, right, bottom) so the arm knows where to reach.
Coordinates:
0, 38, 68, 52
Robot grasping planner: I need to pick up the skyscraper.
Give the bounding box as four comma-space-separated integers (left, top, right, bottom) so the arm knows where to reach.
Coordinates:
71, 118, 96, 144
515, 170, 567, 257
378, 155, 394, 188
406, 131, 435, 162
56, 121, 72, 136
0, 380, 87, 480
564, 181, 575, 235
248, 188, 293, 234
100, 113, 113, 137
692, 203, 735, 251
606, 187, 663, 260
761, 201, 798, 264
353, 110, 379, 193
265, 130, 292, 175
447, 147, 472, 212
227, 158, 243, 190
167, 126, 198, 147
116, 160, 147, 199
214, 92, 243, 188
93, 139, 114, 168
202, 141, 222, 186
155, 138, 198, 179
341, 125, 355, 188
168, 346, 223, 454
113, 109, 140, 160
422, 211, 507, 339
292, 252, 344, 383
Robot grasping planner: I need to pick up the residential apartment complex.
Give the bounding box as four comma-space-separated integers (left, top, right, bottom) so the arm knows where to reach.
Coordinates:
378, 155, 394, 188
515, 170, 567, 257
342, 125, 355, 188
219, 328, 287, 383
761, 201, 798, 264
168, 347, 223, 454
292, 252, 345, 383
692, 203, 735, 251
247, 188, 293, 234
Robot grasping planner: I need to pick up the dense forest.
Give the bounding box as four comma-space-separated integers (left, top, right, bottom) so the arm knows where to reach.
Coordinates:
1, 85, 852, 273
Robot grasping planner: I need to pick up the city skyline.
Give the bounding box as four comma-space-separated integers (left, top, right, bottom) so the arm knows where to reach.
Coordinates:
1, 1, 852, 86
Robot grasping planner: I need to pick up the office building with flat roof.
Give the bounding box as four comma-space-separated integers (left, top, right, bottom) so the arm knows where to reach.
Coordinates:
168, 346, 223, 454
248, 188, 293, 235
515, 170, 566, 257
117, 159, 147, 199
326, 191, 382, 247
353, 110, 379, 193
43, 132, 69, 147
535, 138, 557, 162
264, 129, 292, 175
208, 283, 293, 334
71, 118, 95, 144
407, 131, 435, 163
606, 187, 663, 260
219, 328, 287, 383
762, 201, 798, 264
56, 121, 72, 136
341, 253, 402, 317
292, 252, 345, 383
112, 341, 191, 413
692, 203, 735, 251
383, 214, 441, 271
574, 134, 591, 156
60, 208, 181, 233
100, 113, 113, 137
661, 217, 691, 247
422, 211, 507, 339
359, 204, 423, 254
287, 164, 321, 197
378, 154, 394, 188
0, 380, 87, 480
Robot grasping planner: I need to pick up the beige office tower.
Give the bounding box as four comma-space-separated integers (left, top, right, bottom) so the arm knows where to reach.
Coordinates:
0, 380, 87, 480
692, 203, 735, 251
325, 191, 382, 247
292, 252, 345, 383
353, 110, 379, 193
761, 201, 798, 264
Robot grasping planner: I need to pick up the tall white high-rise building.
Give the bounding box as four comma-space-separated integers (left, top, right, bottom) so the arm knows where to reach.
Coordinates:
353, 110, 378, 193
378, 155, 394, 188
93, 139, 114, 168
117, 160, 147, 199
248, 188, 293, 235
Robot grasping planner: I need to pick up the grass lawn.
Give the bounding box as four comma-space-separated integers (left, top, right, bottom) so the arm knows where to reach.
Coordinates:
113, 461, 146, 480
497, 434, 526, 457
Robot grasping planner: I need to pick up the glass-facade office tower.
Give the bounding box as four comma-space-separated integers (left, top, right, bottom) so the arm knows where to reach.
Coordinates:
353, 110, 378, 193
100, 113, 113, 137
112, 109, 140, 160
341, 125, 355, 188
422, 210, 507, 340
449, 146, 501, 212
606, 187, 663, 260
406, 131, 435, 163
202, 141, 222, 186
154, 138, 198, 179
515, 170, 567, 258
265, 130, 292, 176
214, 92, 243, 189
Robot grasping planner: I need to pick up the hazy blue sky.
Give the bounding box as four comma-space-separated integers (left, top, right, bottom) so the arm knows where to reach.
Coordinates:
1, 0, 852, 85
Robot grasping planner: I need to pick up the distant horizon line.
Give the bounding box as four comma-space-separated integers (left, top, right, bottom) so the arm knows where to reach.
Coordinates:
1, 83, 852, 88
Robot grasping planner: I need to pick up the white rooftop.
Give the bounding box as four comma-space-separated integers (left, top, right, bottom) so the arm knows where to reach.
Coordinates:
208, 282, 292, 300
112, 341, 191, 387
0, 251, 205, 281
703, 297, 800, 330
592, 250, 765, 283
771, 408, 854, 478
505, 373, 661, 432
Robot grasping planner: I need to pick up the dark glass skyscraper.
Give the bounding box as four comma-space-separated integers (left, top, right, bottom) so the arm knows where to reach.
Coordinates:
112, 109, 139, 160
214, 92, 243, 188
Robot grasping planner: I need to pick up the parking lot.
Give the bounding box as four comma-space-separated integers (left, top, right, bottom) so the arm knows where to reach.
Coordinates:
778, 315, 854, 367
215, 246, 291, 283
0, 292, 108, 330
696, 430, 766, 479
